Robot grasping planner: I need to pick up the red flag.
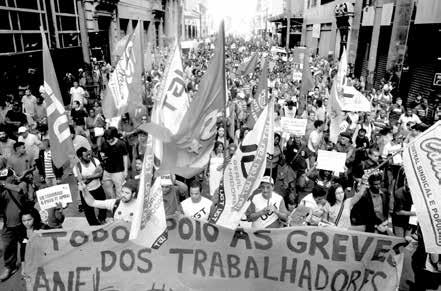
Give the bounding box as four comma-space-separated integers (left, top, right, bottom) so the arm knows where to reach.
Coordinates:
157, 21, 226, 178
103, 20, 143, 120
247, 57, 269, 128
41, 28, 75, 168
238, 52, 258, 76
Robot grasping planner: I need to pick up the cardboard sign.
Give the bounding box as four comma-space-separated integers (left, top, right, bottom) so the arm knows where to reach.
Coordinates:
281, 117, 307, 136
316, 150, 347, 173
24, 217, 405, 291
36, 184, 72, 210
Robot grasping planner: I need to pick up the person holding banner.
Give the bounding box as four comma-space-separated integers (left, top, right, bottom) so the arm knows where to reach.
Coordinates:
246, 176, 289, 228
79, 179, 138, 222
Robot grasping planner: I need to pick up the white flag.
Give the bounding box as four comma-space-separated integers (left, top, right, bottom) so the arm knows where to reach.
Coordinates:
403, 121, 441, 253
130, 136, 167, 249
210, 100, 274, 229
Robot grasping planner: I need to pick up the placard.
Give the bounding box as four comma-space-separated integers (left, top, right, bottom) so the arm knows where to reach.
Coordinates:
280, 117, 307, 136
36, 184, 72, 210
316, 150, 347, 173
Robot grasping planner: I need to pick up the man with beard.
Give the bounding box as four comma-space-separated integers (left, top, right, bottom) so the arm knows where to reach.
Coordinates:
0, 127, 15, 159
350, 173, 390, 233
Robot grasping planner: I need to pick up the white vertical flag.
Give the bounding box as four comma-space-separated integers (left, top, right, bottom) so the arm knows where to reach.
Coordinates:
210, 100, 274, 229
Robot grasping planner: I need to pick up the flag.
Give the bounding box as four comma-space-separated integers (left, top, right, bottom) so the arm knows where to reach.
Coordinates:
103, 20, 143, 120
129, 136, 168, 249
157, 21, 226, 178
300, 48, 314, 98
247, 57, 269, 128
238, 52, 258, 76
40, 28, 75, 168
210, 99, 274, 229
327, 47, 348, 143
158, 20, 164, 50
403, 121, 441, 253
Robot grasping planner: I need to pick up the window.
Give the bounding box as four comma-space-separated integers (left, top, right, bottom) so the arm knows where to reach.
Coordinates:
55, 0, 75, 14
0, 10, 10, 29
59, 33, 79, 47
57, 15, 77, 31
0, 34, 14, 53
18, 11, 41, 30
15, 0, 39, 10
23, 33, 41, 51
321, 0, 334, 4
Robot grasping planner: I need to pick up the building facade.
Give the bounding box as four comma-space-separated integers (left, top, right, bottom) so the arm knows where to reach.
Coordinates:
0, 0, 85, 95
300, 0, 356, 59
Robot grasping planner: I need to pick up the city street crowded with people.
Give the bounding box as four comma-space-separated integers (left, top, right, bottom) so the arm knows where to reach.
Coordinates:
0, 0, 441, 290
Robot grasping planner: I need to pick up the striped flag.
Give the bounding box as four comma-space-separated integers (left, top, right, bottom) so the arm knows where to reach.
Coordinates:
129, 136, 167, 249
210, 99, 274, 229
247, 57, 269, 128
40, 28, 75, 168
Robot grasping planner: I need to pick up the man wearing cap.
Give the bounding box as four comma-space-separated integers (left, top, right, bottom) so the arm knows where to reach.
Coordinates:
246, 176, 288, 228
335, 131, 355, 163
18, 126, 41, 160
180, 180, 213, 222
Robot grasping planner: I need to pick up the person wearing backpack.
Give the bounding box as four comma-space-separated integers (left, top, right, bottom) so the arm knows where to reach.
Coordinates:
73, 147, 106, 225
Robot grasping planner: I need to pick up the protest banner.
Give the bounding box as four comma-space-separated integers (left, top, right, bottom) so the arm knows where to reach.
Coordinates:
281, 117, 307, 136
210, 100, 274, 229
24, 216, 405, 291
403, 121, 441, 253
317, 150, 347, 173
36, 184, 72, 210
340, 86, 371, 112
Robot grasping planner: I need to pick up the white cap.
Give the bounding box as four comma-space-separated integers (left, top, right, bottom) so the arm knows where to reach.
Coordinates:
18, 126, 28, 134
160, 175, 173, 186
261, 176, 274, 185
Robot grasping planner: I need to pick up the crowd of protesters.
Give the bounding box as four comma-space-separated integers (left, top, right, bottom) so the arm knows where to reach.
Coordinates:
0, 36, 440, 288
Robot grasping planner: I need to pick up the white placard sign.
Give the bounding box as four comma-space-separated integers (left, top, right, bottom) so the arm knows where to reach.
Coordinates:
36, 184, 72, 210
316, 150, 347, 173
281, 117, 307, 136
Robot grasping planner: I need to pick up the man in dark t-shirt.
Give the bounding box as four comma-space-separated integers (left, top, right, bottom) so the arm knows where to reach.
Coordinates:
70, 100, 87, 127
5, 102, 27, 138
100, 127, 128, 199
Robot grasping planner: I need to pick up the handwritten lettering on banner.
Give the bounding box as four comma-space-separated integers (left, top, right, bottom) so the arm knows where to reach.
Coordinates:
281, 117, 307, 136
317, 150, 347, 174
36, 184, 72, 210
24, 217, 405, 291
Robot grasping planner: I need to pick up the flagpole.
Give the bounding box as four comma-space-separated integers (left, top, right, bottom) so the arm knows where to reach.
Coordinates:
220, 20, 228, 161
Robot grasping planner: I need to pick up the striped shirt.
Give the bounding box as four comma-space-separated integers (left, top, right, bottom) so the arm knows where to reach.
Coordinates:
44, 150, 55, 179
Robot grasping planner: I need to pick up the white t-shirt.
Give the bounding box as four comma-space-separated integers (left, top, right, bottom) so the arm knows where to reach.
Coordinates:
250, 192, 283, 228
181, 197, 212, 221
70, 87, 86, 105
100, 199, 136, 222
307, 130, 322, 153
18, 133, 41, 160
21, 95, 37, 116
73, 158, 101, 191
398, 114, 421, 127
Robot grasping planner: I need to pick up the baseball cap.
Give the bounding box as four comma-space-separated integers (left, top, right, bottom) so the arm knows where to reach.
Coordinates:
160, 175, 173, 186
261, 176, 274, 185
18, 126, 28, 134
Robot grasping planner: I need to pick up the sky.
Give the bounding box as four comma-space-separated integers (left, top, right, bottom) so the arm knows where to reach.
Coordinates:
206, 0, 257, 36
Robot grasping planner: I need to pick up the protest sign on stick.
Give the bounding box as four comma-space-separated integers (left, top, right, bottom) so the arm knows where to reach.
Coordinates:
281, 117, 307, 136
316, 150, 346, 173
36, 184, 72, 210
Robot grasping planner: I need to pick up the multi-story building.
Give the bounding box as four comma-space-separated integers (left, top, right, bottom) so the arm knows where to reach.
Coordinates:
0, 0, 87, 95
353, 0, 441, 105
267, 0, 304, 48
